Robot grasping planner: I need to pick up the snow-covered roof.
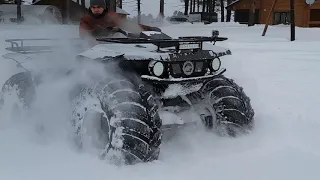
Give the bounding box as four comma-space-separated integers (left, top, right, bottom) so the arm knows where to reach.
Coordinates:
22, 0, 34, 4
116, 7, 130, 15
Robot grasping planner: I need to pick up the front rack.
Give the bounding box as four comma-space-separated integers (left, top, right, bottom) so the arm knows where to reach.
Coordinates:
96, 36, 228, 44
96, 36, 228, 51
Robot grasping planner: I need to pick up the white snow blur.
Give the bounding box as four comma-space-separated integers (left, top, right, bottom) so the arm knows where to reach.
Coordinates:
0, 22, 320, 180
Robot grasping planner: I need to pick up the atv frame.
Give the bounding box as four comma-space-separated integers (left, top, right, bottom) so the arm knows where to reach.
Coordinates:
1, 29, 254, 165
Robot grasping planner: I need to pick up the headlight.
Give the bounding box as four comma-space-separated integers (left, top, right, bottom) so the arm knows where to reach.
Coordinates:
210, 58, 221, 72
148, 61, 164, 77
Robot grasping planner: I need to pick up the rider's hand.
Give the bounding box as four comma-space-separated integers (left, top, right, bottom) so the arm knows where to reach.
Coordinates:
106, 26, 120, 32
106, 27, 128, 36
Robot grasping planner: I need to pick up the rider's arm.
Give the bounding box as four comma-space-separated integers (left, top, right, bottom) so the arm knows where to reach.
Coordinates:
79, 16, 100, 46
106, 12, 123, 27
79, 16, 94, 38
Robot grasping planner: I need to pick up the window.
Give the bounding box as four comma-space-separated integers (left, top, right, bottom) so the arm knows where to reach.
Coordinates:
310, 9, 320, 21
274, 12, 291, 25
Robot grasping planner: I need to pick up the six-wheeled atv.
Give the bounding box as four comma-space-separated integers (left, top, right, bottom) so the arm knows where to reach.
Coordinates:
0, 28, 254, 165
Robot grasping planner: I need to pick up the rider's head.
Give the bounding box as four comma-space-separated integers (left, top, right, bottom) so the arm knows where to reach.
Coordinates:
90, 0, 107, 16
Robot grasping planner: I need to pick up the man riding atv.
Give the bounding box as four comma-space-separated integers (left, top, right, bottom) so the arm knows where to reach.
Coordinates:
1, 4, 254, 164
79, 0, 161, 42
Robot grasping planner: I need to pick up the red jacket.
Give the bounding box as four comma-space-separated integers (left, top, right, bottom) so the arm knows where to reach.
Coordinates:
79, 11, 119, 39
79, 11, 156, 39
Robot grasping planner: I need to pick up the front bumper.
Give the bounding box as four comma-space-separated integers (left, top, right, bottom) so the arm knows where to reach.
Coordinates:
141, 68, 226, 84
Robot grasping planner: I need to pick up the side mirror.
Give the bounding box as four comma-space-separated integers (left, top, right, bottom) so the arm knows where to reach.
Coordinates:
150, 27, 162, 32
212, 30, 219, 38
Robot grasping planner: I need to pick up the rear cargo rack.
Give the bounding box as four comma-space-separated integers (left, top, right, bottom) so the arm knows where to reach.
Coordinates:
5, 38, 82, 54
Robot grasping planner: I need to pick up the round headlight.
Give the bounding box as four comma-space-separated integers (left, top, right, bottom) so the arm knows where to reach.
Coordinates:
153, 62, 164, 76
210, 58, 221, 72
149, 61, 164, 77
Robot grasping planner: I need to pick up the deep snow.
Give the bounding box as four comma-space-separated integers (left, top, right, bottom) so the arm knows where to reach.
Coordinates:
1, 22, 320, 180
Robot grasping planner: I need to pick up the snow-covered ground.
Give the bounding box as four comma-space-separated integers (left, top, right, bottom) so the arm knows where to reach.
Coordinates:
1, 22, 320, 180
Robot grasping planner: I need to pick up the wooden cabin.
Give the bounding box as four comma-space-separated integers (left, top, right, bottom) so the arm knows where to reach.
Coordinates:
115, 6, 130, 19
226, 0, 320, 27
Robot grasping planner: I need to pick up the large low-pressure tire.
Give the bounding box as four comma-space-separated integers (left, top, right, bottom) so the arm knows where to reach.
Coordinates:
197, 75, 254, 137
0, 72, 35, 111
72, 77, 162, 165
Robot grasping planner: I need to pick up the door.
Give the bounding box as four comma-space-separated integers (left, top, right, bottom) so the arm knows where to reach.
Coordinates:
235, 9, 260, 24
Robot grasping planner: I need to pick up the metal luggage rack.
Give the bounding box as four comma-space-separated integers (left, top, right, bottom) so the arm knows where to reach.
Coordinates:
5, 38, 82, 54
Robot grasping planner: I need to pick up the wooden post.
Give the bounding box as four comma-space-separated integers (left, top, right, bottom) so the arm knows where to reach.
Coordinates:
160, 0, 164, 17
193, 0, 196, 12
248, 0, 256, 26
184, 0, 189, 15
109, 0, 116, 12
290, 0, 295, 41
220, 0, 224, 22
137, 0, 141, 23
226, 0, 232, 22
212, 0, 216, 12
197, 0, 200, 12
17, 0, 22, 23
202, 0, 206, 12
119, 0, 122, 8
262, 0, 278, 36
